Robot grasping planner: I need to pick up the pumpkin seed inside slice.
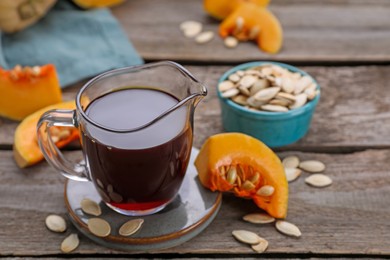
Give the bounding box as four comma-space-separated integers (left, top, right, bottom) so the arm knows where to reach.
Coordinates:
80, 198, 102, 216
232, 230, 261, 245
243, 213, 275, 224
305, 174, 332, 187
45, 214, 67, 233
119, 219, 144, 237
299, 160, 326, 173
227, 166, 237, 184
251, 237, 269, 253
61, 233, 79, 253
275, 220, 302, 237
256, 185, 275, 196
88, 218, 111, 237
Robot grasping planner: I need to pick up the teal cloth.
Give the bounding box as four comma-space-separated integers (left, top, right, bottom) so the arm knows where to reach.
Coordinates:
0, 1, 143, 87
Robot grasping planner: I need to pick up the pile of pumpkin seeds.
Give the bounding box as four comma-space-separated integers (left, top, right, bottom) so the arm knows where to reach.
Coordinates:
282, 156, 331, 187
44, 198, 144, 253
180, 20, 215, 44
219, 64, 319, 112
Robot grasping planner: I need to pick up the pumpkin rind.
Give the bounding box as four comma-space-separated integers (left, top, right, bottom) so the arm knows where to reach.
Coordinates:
195, 133, 288, 218
13, 101, 79, 168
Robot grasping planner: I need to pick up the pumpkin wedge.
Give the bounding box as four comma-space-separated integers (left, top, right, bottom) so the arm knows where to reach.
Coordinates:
13, 101, 79, 168
0, 64, 62, 121
195, 133, 288, 218
219, 2, 283, 53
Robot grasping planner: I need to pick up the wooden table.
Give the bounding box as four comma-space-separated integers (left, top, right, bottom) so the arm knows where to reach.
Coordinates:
1, 0, 389, 258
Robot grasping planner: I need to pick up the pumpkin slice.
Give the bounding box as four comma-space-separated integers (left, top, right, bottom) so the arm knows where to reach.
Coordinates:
219, 2, 283, 53
204, 0, 270, 20
13, 101, 79, 168
0, 64, 62, 121
195, 133, 288, 218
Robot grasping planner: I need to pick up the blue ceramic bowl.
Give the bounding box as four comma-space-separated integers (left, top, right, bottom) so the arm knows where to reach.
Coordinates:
217, 61, 320, 148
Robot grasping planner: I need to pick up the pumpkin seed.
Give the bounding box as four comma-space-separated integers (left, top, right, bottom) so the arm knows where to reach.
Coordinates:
238, 86, 251, 96
276, 92, 296, 102
238, 75, 257, 88
305, 174, 332, 187
227, 166, 238, 184
218, 80, 236, 92
251, 237, 269, 253
232, 230, 261, 245
88, 218, 111, 237
236, 70, 245, 77
269, 98, 290, 107
249, 26, 260, 40
243, 213, 275, 224
232, 95, 248, 106
80, 198, 101, 216
236, 174, 242, 187
250, 79, 269, 95
256, 185, 275, 196
284, 168, 302, 182
45, 214, 66, 233
247, 96, 267, 108
221, 88, 240, 98
58, 129, 71, 140
61, 234, 79, 253
235, 16, 244, 32
294, 76, 313, 94
195, 31, 214, 44
282, 156, 300, 168
253, 87, 280, 102
275, 220, 301, 237
281, 77, 295, 93
261, 104, 288, 112
96, 179, 104, 189
249, 172, 260, 184
224, 36, 238, 48
228, 73, 241, 83
299, 160, 325, 173
119, 219, 144, 237
31, 66, 41, 76
109, 191, 123, 203
180, 20, 202, 38
51, 136, 59, 143
242, 180, 256, 190
289, 93, 307, 109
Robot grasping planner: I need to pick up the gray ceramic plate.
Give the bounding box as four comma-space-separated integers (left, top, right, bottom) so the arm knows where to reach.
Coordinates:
64, 147, 222, 251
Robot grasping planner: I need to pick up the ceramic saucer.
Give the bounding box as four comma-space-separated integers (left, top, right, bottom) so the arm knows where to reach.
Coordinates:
64, 148, 222, 251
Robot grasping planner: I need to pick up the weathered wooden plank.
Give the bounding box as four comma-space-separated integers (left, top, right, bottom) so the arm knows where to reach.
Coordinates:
111, 0, 390, 63
0, 149, 389, 256
1, 66, 390, 151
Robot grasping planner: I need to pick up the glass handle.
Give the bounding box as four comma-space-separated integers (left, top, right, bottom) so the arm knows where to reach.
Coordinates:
37, 109, 89, 182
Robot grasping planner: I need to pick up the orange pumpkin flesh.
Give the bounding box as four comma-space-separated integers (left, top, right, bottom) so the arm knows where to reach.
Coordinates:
0, 64, 62, 121
13, 101, 79, 168
195, 133, 288, 218
204, 0, 270, 20
219, 2, 283, 53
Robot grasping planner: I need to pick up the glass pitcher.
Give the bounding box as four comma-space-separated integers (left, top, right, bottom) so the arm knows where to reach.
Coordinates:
37, 61, 207, 216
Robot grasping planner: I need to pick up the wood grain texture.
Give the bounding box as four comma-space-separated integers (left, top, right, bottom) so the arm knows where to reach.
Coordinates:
0, 149, 389, 256
1, 66, 390, 151
111, 0, 390, 63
